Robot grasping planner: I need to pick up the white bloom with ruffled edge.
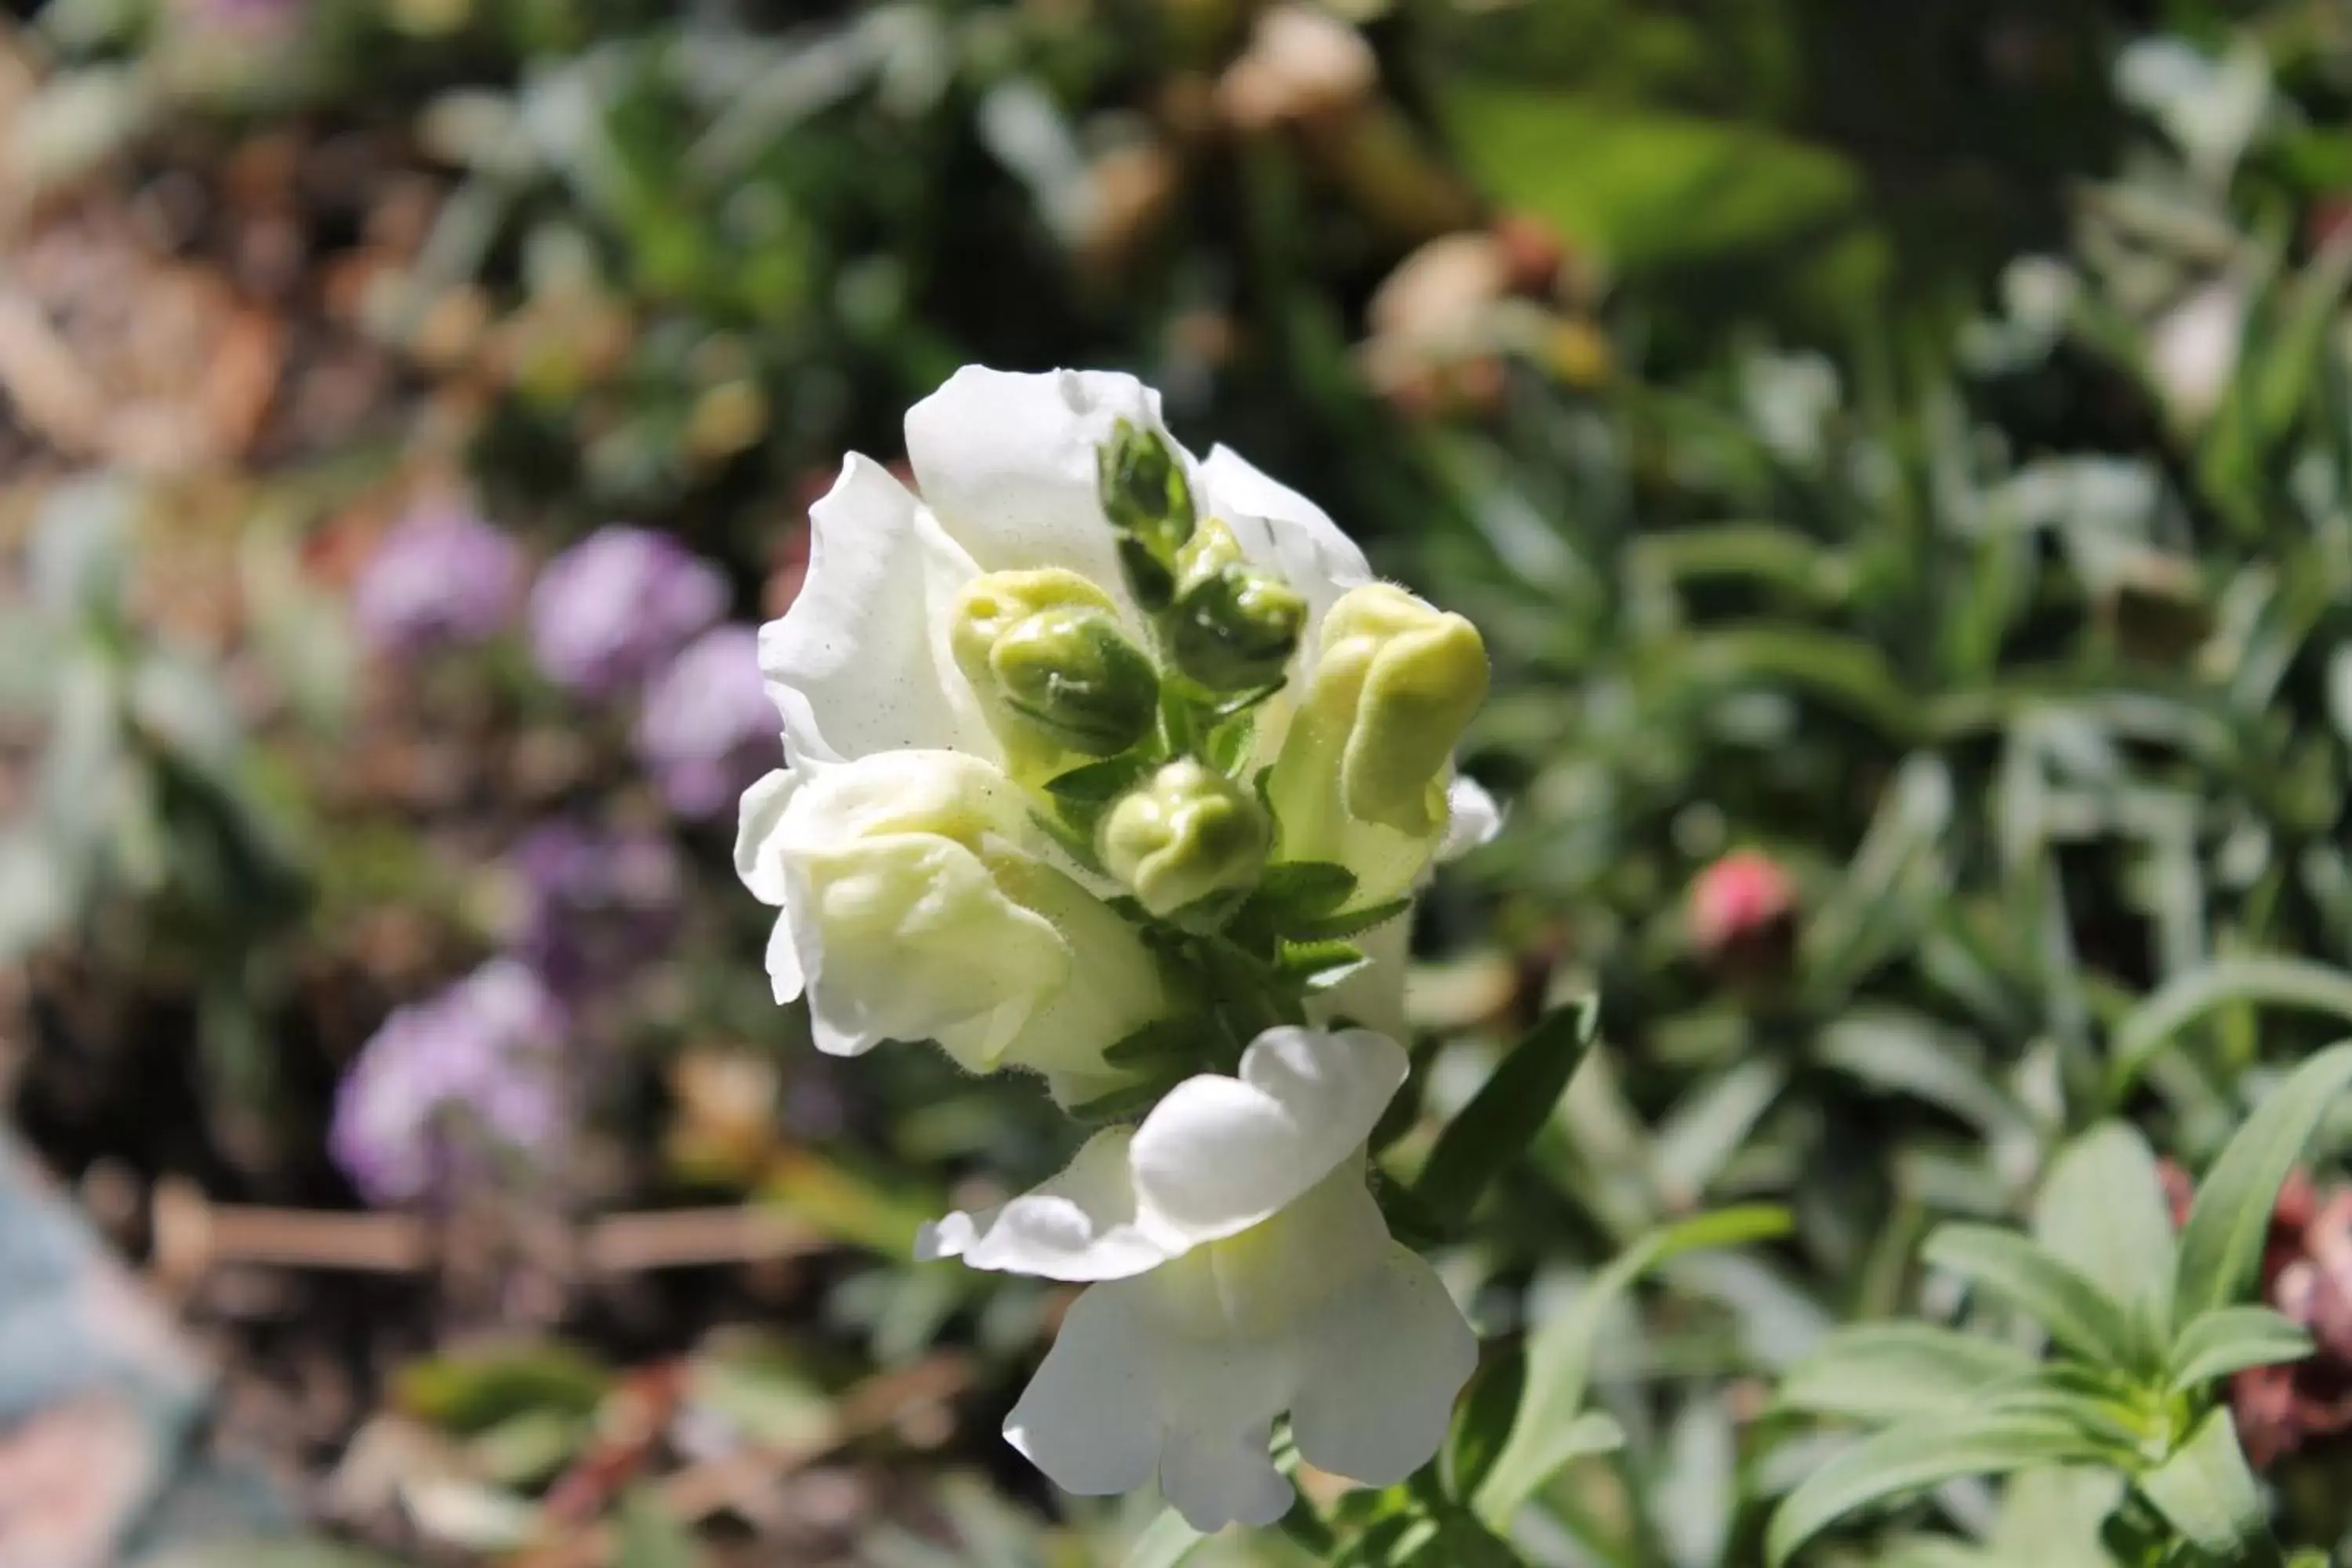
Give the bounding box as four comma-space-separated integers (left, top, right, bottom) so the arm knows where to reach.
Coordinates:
734, 749, 1165, 1102
738, 366, 1499, 1059
920, 1027, 1477, 1531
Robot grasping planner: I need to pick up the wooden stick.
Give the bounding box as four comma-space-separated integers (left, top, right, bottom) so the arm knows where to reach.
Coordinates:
148, 1180, 819, 1290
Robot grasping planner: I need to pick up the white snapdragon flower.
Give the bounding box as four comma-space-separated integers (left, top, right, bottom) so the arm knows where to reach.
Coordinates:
920, 1027, 1477, 1532
738, 366, 1497, 1078
734, 750, 1165, 1102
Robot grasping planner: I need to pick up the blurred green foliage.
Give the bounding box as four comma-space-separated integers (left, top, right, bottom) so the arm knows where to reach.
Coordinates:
8, 0, 2352, 1563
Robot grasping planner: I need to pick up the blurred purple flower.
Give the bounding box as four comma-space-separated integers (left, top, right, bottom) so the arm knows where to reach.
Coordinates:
328, 960, 569, 1207
634, 624, 779, 820
509, 821, 684, 995
352, 499, 525, 657
528, 527, 730, 698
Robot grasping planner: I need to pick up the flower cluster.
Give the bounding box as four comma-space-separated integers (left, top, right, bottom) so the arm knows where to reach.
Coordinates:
337, 508, 770, 1202
329, 960, 570, 1207
353, 512, 776, 820
735, 367, 1497, 1530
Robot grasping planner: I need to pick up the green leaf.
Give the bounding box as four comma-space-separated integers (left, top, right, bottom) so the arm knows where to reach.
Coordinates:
1969, 1368, 2158, 1453
1444, 1346, 1527, 1502
1247, 860, 1357, 921
2165, 1306, 2313, 1392
1921, 1225, 2136, 1369
1287, 896, 1414, 942
1121, 1508, 1205, 1568
1765, 1414, 2127, 1566
1777, 1323, 2039, 1425
2103, 959, 2352, 1106
393, 1342, 611, 1433
615, 1485, 707, 1568
1102, 1017, 1210, 1066
2030, 1123, 2177, 1359
1474, 1203, 1791, 1525
1276, 938, 1369, 990
1437, 86, 1864, 274
2133, 1408, 2270, 1559
1044, 753, 1159, 807
2173, 1039, 2352, 1325
1417, 998, 1601, 1224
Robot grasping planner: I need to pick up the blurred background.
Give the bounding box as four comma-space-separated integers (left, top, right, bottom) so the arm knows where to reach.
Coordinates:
3, 0, 2352, 1563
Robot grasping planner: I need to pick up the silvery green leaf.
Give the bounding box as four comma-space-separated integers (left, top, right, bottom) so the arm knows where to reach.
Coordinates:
2030, 1123, 2176, 1358
28, 474, 135, 622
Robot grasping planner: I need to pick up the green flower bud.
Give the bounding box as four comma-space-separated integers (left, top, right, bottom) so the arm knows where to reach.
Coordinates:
1265, 583, 1489, 904
1100, 758, 1272, 918
952, 570, 1161, 765
1166, 518, 1307, 692
1097, 419, 1197, 554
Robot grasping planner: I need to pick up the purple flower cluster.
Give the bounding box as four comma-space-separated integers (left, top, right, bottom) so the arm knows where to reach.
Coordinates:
352, 497, 526, 656
329, 960, 570, 1207
336, 517, 779, 1205
634, 623, 775, 820
528, 527, 729, 698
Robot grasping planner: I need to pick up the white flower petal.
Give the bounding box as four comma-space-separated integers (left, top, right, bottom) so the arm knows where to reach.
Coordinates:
1159, 1414, 1294, 1534
1200, 444, 1374, 630
917, 1131, 1181, 1282
1127, 1026, 1404, 1242
905, 367, 1164, 607
734, 768, 798, 906
1001, 1283, 1163, 1498
1308, 915, 1409, 1042
1439, 775, 1502, 860
1290, 1243, 1478, 1486
758, 455, 987, 763
761, 911, 804, 1005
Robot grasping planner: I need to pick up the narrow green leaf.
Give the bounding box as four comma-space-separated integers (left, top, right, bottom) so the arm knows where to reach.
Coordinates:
2173, 1039, 2352, 1325
1288, 895, 1414, 942
1474, 1203, 1791, 1525
1650, 1058, 1788, 1208
2103, 959, 2352, 1105
1765, 1414, 2125, 1566
1102, 1017, 1210, 1066
1247, 860, 1357, 920
1444, 1346, 1526, 1502
2166, 1306, 2314, 1392
1417, 998, 1601, 1224
1121, 1508, 1205, 1568
1276, 938, 1368, 990
1969, 1374, 2158, 1453
1777, 1323, 2038, 1424
1922, 1225, 2136, 1368
1044, 753, 1158, 806
2134, 1408, 2270, 1559
2030, 1123, 2177, 1357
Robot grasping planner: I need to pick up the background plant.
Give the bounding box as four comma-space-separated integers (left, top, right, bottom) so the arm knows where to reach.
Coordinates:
5, 0, 2352, 1565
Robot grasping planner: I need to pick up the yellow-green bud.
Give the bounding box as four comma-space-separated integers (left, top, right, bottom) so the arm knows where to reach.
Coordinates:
1167, 518, 1307, 692
1265, 583, 1488, 904
952, 569, 1161, 764
1100, 758, 1272, 917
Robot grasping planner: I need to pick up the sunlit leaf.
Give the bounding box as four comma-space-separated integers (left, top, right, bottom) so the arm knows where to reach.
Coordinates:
1778, 1323, 2038, 1425
1920, 1225, 2136, 1369
1475, 1204, 1791, 1525
2165, 1306, 2311, 1392
1766, 1414, 2127, 1566
2173, 1040, 2352, 1324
